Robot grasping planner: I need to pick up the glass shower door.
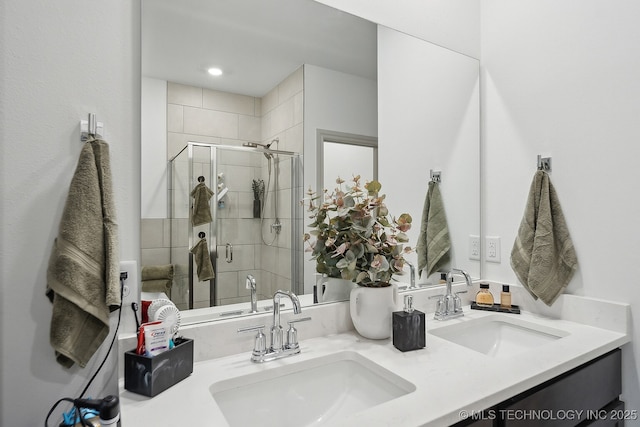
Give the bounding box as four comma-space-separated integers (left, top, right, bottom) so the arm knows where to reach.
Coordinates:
171, 142, 302, 310
214, 146, 302, 307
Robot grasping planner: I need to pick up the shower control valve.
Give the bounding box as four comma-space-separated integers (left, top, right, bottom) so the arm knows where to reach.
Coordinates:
271, 221, 282, 234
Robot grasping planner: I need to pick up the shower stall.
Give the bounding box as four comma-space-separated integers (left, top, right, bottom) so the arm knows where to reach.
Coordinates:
168, 141, 303, 310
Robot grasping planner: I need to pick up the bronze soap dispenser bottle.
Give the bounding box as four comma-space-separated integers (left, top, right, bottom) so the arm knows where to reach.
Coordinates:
393, 295, 425, 352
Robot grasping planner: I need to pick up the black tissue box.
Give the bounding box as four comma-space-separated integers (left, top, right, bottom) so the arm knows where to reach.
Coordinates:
124, 337, 194, 397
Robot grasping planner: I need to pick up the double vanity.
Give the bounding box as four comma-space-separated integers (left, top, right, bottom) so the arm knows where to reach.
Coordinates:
118, 289, 630, 426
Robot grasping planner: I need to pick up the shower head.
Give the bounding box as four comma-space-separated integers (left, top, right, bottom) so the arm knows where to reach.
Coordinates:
242, 138, 278, 149
243, 139, 278, 159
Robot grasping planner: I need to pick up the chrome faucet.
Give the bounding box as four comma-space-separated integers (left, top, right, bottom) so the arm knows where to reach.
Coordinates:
270, 290, 301, 351
237, 290, 310, 363
407, 261, 417, 289
246, 274, 258, 313
432, 268, 472, 320
392, 261, 418, 291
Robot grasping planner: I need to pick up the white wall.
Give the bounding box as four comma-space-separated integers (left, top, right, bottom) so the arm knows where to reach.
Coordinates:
303, 64, 378, 291
378, 26, 481, 282
314, 0, 480, 59
141, 77, 168, 218
0, 1, 140, 426
481, 0, 640, 415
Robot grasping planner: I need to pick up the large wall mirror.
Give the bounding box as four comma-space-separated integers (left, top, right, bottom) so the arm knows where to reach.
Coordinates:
140, 0, 480, 322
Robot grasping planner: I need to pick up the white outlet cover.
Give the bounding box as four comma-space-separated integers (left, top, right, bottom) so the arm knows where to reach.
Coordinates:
485, 236, 501, 263
468, 235, 480, 260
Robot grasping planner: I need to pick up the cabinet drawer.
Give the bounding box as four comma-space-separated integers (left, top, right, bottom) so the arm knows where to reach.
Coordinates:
503, 350, 621, 427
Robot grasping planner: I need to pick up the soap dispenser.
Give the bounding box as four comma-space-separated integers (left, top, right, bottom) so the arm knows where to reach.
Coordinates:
392, 295, 425, 352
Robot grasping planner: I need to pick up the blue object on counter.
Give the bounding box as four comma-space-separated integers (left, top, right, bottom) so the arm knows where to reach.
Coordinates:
61, 403, 99, 426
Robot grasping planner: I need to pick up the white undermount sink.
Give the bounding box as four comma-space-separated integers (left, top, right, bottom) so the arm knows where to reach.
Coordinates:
210, 351, 415, 427
429, 314, 569, 358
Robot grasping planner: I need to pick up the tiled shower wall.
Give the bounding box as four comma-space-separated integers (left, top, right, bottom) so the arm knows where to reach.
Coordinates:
141, 66, 303, 309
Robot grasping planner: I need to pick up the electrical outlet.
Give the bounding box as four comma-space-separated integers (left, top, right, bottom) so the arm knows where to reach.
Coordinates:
469, 235, 480, 260
119, 260, 139, 335
486, 236, 501, 263
119, 260, 138, 303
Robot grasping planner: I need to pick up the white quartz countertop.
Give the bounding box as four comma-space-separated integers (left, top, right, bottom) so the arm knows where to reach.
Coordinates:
119, 304, 629, 427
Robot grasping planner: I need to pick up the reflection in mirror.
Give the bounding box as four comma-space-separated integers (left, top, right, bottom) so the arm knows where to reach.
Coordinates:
319, 131, 378, 194
161, 143, 302, 311
378, 25, 481, 287
140, 0, 480, 323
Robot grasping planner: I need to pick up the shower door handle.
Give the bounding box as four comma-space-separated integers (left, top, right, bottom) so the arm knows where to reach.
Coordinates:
225, 243, 233, 263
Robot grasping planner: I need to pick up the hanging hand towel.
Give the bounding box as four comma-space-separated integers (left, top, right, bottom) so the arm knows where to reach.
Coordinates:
46, 137, 120, 368
190, 237, 215, 281
191, 182, 213, 226
141, 264, 175, 296
416, 181, 451, 278
510, 170, 578, 306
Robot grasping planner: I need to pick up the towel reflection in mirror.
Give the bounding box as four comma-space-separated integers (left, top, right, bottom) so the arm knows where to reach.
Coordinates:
416, 181, 451, 279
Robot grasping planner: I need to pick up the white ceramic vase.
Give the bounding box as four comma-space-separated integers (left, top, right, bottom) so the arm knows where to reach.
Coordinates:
349, 284, 398, 339
320, 278, 357, 303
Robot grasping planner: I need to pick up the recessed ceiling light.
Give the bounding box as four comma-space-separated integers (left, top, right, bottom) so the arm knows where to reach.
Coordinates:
208, 67, 223, 76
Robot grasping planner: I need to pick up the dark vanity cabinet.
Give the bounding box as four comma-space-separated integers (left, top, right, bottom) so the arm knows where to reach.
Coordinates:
456, 349, 624, 427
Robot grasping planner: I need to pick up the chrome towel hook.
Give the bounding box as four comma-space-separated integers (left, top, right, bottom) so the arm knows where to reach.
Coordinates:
537, 155, 552, 172
80, 113, 104, 141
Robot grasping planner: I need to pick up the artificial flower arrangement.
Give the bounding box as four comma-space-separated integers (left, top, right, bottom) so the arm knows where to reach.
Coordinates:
304, 176, 412, 287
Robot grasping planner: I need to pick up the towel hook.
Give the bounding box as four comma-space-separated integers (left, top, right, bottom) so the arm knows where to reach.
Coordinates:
537, 155, 552, 172
197, 176, 205, 183
80, 113, 104, 142
198, 232, 206, 238
430, 169, 442, 183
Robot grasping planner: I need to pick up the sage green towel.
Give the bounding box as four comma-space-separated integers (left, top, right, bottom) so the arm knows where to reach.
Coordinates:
46, 137, 120, 368
510, 171, 578, 306
416, 181, 451, 278
191, 182, 213, 226
141, 264, 174, 296
190, 238, 215, 281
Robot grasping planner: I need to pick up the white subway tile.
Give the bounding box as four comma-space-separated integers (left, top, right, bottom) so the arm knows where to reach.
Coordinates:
141, 218, 165, 249
271, 99, 294, 135
279, 66, 303, 101
167, 104, 184, 133
183, 107, 238, 138
238, 115, 261, 142
261, 86, 278, 114
203, 89, 256, 116
167, 82, 202, 107
216, 272, 240, 299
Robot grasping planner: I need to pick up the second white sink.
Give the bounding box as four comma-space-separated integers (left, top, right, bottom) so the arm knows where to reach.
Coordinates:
210, 351, 415, 427
429, 314, 569, 358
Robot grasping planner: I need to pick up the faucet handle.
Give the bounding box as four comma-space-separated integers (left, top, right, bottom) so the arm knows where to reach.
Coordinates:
237, 324, 267, 357
286, 317, 312, 350
288, 316, 312, 324
237, 324, 265, 333
453, 293, 463, 313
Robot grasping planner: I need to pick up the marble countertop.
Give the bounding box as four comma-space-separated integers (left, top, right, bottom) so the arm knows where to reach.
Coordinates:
119, 297, 630, 427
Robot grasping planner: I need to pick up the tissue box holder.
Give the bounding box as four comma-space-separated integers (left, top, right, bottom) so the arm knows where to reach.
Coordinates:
124, 337, 194, 397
